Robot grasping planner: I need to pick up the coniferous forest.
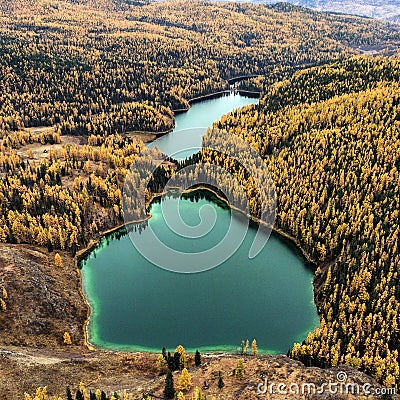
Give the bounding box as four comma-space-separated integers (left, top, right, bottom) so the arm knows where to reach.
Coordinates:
209, 56, 400, 386
0, 0, 399, 398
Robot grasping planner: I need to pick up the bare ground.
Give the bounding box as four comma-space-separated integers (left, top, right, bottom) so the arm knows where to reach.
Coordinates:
0, 345, 393, 399
16, 132, 86, 162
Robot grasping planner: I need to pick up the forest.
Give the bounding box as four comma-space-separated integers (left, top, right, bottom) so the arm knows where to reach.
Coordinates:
1, 0, 399, 136
0, 0, 398, 253
0, 0, 399, 396
209, 56, 400, 387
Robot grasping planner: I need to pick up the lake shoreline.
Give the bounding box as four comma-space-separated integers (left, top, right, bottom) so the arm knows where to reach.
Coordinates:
77, 90, 320, 354
183, 186, 318, 267
78, 186, 320, 353
132, 89, 260, 143
174, 89, 260, 114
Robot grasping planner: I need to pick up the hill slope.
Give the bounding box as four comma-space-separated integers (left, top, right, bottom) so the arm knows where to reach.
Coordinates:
0, 0, 399, 135
0, 0, 398, 252
210, 56, 400, 386
215, 0, 400, 21
0, 1, 400, 397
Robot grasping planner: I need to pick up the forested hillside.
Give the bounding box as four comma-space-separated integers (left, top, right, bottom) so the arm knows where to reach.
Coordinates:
209, 56, 400, 386
0, 0, 399, 136
0, 0, 400, 396
283, 0, 400, 21
0, 0, 398, 254
229, 0, 400, 21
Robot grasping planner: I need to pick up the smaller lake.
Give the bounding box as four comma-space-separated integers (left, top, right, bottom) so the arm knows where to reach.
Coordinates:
80, 190, 319, 354
147, 92, 258, 160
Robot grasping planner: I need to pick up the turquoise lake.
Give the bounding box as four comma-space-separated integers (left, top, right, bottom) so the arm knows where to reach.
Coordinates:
80, 92, 319, 354
147, 91, 258, 159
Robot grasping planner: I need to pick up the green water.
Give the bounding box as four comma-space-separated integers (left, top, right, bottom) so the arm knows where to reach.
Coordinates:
80, 92, 319, 354
81, 191, 319, 354
147, 91, 258, 159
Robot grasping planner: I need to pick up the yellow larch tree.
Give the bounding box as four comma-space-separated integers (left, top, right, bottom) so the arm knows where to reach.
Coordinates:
63, 332, 72, 345
156, 354, 168, 373
0, 298, 6, 311
235, 358, 245, 379
191, 387, 204, 400
252, 339, 258, 356
177, 392, 185, 400
54, 253, 63, 268
177, 368, 192, 392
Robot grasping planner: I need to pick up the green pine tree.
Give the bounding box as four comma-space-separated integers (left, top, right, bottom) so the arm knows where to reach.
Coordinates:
167, 352, 175, 371
66, 387, 73, 400
173, 352, 181, 370
164, 370, 175, 399
195, 350, 201, 366
76, 390, 84, 400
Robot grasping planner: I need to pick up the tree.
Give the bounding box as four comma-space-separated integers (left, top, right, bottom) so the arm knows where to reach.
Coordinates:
177, 392, 185, 400
173, 346, 187, 370
164, 370, 175, 399
175, 345, 186, 356
79, 382, 88, 400
177, 368, 192, 392
66, 387, 73, 400
24, 387, 56, 400
384, 374, 396, 388
173, 352, 182, 371
195, 350, 201, 367
47, 239, 54, 253
218, 371, 224, 389
55, 253, 63, 268
179, 353, 187, 370
167, 352, 175, 371
157, 354, 168, 373
235, 359, 245, 379
64, 331, 72, 345
244, 340, 249, 355
191, 387, 204, 400
252, 339, 258, 356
